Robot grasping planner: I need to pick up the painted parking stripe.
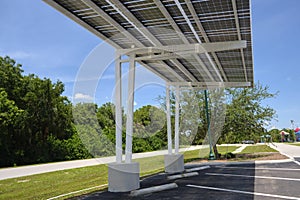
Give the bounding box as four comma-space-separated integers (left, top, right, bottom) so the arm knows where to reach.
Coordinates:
206, 173, 300, 182
186, 184, 300, 200
277, 152, 300, 166
215, 166, 300, 171
293, 160, 300, 166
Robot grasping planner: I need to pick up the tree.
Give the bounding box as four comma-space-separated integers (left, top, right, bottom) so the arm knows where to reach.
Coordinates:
73, 103, 115, 157
220, 83, 277, 144
133, 105, 165, 138
157, 83, 277, 158
268, 129, 281, 142
97, 102, 116, 130
131, 105, 167, 152
0, 56, 85, 167
0, 56, 23, 104
0, 90, 24, 166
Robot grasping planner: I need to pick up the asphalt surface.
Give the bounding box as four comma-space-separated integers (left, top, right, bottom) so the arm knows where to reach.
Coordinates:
76, 161, 300, 200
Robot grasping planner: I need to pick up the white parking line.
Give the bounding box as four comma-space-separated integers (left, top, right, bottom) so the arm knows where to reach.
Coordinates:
215, 166, 300, 171
186, 184, 300, 200
294, 158, 300, 166
293, 160, 300, 166
276, 152, 300, 166
206, 173, 300, 182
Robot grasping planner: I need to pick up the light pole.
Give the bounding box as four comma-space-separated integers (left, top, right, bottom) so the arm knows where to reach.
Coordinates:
291, 120, 295, 130
204, 90, 215, 160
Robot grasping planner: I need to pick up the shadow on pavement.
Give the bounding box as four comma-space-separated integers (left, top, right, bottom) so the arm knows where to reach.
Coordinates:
73, 162, 256, 200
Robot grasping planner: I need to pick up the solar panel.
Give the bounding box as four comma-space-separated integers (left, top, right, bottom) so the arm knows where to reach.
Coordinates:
44, 0, 253, 88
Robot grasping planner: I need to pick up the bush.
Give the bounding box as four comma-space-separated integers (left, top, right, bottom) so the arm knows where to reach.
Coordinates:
223, 152, 236, 159
132, 137, 152, 153
47, 134, 92, 162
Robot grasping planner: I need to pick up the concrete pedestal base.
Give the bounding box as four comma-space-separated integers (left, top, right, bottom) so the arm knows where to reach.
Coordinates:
164, 154, 185, 173
108, 162, 140, 192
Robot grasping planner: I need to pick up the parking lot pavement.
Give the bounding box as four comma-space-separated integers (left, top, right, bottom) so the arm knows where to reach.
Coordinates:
76, 161, 300, 200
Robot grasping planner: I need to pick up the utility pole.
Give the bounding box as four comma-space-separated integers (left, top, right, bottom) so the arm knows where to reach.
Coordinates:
204, 90, 215, 160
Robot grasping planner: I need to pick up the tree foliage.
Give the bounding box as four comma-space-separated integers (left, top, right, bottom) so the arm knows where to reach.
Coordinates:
219, 84, 277, 143
158, 83, 277, 147
0, 56, 89, 167
73, 103, 115, 157
0, 56, 278, 167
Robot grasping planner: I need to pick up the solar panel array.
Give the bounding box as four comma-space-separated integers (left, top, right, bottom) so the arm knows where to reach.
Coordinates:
44, 0, 253, 86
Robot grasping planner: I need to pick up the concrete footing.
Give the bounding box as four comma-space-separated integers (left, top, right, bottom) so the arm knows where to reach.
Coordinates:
164, 154, 185, 173
108, 162, 140, 192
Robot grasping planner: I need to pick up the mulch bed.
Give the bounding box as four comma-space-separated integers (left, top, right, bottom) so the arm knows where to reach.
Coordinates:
187, 152, 289, 164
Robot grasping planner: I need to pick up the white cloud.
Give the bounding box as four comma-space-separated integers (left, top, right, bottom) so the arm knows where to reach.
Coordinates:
134, 101, 138, 106
74, 93, 94, 101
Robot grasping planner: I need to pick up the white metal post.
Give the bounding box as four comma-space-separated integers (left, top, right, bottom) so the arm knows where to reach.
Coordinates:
174, 86, 180, 154
166, 85, 172, 155
125, 54, 136, 163
115, 53, 122, 163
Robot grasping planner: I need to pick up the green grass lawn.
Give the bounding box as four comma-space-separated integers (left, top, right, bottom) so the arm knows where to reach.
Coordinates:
0, 165, 109, 200
0, 146, 239, 200
183, 145, 239, 162
288, 143, 300, 146
239, 145, 277, 154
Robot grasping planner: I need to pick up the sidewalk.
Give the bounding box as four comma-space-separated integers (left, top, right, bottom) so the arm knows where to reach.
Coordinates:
269, 143, 300, 158
232, 144, 247, 154
0, 145, 203, 180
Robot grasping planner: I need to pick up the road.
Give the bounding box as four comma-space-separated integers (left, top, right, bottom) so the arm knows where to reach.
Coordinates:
273, 143, 300, 158
269, 142, 300, 167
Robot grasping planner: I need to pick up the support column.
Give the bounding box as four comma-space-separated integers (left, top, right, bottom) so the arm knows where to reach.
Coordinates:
164, 85, 184, 173
166, 85, 172, 155
115, 54, 122, 163
108, 53, 140, 192
175, 86, 180, 154
125, 54, 136, 163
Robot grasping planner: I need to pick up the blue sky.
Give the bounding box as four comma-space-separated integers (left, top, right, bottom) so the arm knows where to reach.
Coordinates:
0, 0, 300, 130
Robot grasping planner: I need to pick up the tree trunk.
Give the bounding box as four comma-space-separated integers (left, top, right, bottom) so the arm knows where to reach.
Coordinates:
213, 144, 219, 159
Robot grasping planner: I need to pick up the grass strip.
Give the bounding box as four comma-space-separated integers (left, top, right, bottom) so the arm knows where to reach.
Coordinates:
288, 143, 300, 147
239, 145, 278, 154
183, 146, 239, 162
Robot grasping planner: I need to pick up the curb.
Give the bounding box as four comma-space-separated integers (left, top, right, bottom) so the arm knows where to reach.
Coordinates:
185, 158, 294, 167
130, 183, 178, 197
185, 166, 210, 172
167, 172, 199, 180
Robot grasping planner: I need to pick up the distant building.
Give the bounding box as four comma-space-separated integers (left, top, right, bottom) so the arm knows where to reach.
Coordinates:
280, 131, 290, 142
295, 128, 300, 141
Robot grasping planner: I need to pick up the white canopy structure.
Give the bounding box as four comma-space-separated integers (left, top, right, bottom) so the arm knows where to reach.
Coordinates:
44, 0, 254, 192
